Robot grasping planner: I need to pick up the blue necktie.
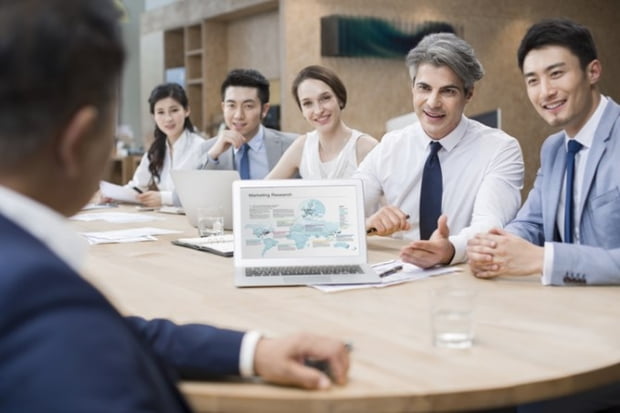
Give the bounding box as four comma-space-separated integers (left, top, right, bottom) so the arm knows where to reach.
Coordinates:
239, 143, 250, 180
419, 141, 443, 240
564, 140, 583, 243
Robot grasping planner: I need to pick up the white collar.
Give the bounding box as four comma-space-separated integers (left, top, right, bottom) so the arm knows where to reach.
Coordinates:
565, 95, 609, 149
418, 115, 468, 152
0, 186, 87, 273
235, 125, 265, 154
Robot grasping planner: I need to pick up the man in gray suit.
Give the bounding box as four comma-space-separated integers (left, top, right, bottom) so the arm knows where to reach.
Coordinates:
202, 69, 296, 178
467, 19, 620, 288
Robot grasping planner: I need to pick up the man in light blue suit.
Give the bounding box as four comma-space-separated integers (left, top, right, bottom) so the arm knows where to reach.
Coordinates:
0, 1, 349, 411
468, 17, 620, 413
468, 19, 620, 287
201, 69, 297, 178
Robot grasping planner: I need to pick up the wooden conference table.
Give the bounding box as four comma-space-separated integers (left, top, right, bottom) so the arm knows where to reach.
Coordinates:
73, 207, 620, 412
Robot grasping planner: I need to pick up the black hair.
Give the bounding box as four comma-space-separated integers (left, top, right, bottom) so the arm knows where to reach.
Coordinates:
146, 83, 194, 185
220, 69, 270, 105
517, 18, 597, 71
0, 0, 125, 168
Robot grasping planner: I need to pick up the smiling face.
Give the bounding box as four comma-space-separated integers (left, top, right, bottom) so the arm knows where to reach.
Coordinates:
522, 45, 600, 137
412, 63, 471, 140
153, 97, 189, 140
222, 86, 269, 140
297, 78, 342, 132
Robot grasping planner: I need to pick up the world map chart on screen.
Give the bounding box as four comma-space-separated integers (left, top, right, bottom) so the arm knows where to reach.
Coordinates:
243, 197, 358, 258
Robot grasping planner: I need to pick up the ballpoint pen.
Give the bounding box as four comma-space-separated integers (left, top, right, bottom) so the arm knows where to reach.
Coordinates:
132, 186, 143, 194
379, 265, 403, 278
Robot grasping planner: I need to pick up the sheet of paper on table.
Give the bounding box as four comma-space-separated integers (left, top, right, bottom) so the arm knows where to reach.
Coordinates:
99, 180, 140, 204
81, 202, 118, 210
81, 227, 182, 245
311, 260, 462, 292
72, 212, 164, 224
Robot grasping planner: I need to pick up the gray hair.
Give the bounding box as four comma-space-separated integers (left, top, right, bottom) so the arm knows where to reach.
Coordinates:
405, 33, 484, 96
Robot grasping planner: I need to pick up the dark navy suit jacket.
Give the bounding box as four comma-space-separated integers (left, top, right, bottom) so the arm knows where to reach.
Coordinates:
0, 213, 244, 412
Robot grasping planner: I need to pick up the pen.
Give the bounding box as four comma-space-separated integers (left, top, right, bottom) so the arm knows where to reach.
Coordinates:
132, 186, 143, 194
304, 341, 354, 379
367, 214, 410, 235
379, 265, 403, 278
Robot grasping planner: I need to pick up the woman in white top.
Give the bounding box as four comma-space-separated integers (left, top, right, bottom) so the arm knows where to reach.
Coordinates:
126, 83, 205, 206
267, 65, 377, 179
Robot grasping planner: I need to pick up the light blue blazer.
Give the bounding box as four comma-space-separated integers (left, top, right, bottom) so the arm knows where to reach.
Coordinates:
506, 98, 620, 285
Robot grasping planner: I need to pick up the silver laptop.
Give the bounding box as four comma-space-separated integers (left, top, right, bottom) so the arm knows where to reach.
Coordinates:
172, 170, 239, 230
232, 179, 380, 287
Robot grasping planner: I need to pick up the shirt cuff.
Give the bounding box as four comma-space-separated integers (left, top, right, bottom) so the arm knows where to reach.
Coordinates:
448, 234, 466, 264
160, 191, 173, 206
541, 242, 554, 285
239, 330, 262, 378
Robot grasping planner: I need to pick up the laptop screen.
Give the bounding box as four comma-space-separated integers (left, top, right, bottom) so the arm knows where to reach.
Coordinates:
172, 170, 239, 229
233, 180, 367, 264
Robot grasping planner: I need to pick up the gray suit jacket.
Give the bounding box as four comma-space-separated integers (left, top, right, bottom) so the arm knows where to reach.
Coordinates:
171, 127, 297, 206
201, 127, 297, 175
506, 98, 620, 285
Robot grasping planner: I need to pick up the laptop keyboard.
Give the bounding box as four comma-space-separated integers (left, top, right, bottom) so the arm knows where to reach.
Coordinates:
246, 265, 363, 277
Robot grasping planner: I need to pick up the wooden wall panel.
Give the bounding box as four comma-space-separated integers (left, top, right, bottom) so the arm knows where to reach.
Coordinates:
279, 0, 620, 194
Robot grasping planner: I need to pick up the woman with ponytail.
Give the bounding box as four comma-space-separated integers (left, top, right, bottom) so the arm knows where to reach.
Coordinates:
126, 83, 205, 206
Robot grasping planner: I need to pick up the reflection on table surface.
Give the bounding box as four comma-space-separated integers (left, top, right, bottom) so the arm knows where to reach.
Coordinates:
72, 207, 620, 413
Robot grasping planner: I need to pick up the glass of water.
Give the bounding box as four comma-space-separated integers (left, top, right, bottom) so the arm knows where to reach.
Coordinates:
431, 287, 476, 349
196, 207, 224, 237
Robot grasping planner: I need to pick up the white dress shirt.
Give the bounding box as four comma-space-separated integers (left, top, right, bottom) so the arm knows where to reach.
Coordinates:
127, 130, 206, 205
0, 186, 87, 273
0, 185, 259, 377
355, 115, 524, 263
542, 96, 609, 284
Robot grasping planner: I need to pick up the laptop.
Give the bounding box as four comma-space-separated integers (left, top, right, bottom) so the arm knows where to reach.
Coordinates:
232, 179, 380, 287
172, 170, 239, 230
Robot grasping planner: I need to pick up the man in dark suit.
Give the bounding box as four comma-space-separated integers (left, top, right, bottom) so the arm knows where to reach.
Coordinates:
0, 1, 349, 411
201, 69, 297, 178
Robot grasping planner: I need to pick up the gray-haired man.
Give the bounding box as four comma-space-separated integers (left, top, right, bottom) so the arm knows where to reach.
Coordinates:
355, 33, 524, 268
